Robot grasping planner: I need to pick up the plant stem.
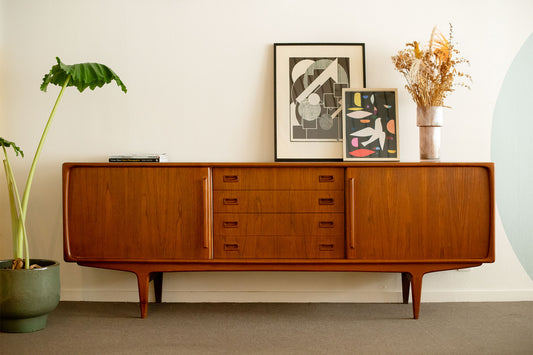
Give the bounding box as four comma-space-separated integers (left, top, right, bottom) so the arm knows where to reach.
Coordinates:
3, 148, 29, 261
3, 159, 19, 256
16, 74, 71, 269
2, 147, 18, 257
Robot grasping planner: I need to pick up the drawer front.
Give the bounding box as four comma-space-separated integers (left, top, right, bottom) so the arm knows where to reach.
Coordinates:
214, 213, 344, 236
213, 168, 344, 190
214, 236, 345, 259
213, 191, 344, 213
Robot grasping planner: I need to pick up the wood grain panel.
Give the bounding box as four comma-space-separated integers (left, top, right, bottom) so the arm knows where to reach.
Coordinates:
213, 213, 344, 236
214, 236, 345, 259
213, 168, 344, 190
64, 166, 211, 260
213, 190, 344, 213
346, 166, 492, 260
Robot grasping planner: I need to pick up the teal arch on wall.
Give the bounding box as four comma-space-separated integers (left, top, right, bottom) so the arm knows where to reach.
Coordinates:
492, 33, 533, 280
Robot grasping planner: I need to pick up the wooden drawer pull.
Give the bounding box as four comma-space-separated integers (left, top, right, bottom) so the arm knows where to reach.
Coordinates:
224, 243, 240, 251
223, 198, 239, 205
319, 175, 335, 183
223, 221, 239, 228
223, 175, 239, 183
318, 198, 335, 205
319, 243, 335, 251
319, 221, 334, 228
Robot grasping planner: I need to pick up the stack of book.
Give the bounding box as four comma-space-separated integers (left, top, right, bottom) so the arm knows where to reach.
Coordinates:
108, 153, 168, 162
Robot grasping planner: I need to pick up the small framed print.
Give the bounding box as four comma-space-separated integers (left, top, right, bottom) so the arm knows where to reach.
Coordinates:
274, 43, 366, 161
342, 88, 399, 161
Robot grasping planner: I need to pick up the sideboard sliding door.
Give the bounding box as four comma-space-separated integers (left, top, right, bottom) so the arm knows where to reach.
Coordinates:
64, 166, 212, 261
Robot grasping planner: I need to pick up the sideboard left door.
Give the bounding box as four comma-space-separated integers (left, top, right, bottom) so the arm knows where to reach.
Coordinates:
64, 165, 212, 261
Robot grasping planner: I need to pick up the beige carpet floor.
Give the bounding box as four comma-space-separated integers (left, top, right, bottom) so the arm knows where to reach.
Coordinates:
1, 301, 532, 354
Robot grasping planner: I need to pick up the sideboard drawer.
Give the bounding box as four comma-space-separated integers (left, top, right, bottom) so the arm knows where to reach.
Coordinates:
214, 236, 345, 259
214, 213, 344, 236
213, 168, 344, 190
213, 191, 344, 213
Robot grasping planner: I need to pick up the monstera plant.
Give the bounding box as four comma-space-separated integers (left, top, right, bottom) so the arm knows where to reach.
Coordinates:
1, 57, 127, 270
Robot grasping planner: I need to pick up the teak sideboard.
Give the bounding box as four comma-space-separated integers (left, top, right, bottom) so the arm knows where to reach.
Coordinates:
62, 162, 495, 319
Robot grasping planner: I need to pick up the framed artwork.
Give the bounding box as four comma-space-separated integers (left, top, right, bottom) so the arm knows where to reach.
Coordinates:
274, 43, 366, 161
342, 88, 399, 161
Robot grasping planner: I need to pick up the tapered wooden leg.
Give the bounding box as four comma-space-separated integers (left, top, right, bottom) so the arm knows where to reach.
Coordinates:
401, 272, 411, 304
135, 272, 150, 318
151, 272, 163, 303
410, 272, 424, 319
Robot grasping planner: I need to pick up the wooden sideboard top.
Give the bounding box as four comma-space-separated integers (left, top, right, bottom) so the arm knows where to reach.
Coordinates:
64, 162, 494, 167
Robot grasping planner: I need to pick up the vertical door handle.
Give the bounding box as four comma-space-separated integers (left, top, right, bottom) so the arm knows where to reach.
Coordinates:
348, 177, 356, 249
203, 177, 211, 249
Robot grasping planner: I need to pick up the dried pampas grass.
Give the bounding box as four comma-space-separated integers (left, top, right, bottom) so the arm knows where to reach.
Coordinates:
392, 24, 471, 107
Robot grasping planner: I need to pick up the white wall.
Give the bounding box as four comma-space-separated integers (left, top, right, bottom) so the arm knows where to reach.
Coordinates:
1, 0, 532, 303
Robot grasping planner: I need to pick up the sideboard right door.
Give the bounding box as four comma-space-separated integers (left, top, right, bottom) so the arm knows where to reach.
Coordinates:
345, 165, 494, 262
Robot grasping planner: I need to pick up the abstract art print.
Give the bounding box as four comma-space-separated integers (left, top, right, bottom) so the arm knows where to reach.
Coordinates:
342, 88, 399, 161
275, 43, 365, 161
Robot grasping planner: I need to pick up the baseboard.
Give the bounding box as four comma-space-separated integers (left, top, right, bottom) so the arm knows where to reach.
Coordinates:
61, 289, 533, 303
421, 289, 533, 302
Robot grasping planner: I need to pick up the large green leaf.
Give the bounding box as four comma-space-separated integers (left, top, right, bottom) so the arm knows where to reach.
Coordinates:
0, 137, 24, 157
40, 57, 127, 93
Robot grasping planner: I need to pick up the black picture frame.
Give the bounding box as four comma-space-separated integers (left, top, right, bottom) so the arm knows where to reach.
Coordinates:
274, 43, 366, 161
342, 88, 400, 161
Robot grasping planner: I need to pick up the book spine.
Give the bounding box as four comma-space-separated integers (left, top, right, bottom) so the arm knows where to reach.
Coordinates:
108, 158, 160, 162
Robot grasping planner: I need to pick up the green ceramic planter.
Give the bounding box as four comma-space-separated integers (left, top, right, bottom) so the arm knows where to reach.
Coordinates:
0, 259, 60, 333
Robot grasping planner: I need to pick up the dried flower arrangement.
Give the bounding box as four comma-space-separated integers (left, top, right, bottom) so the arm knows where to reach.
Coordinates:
391, 24, 471, 107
